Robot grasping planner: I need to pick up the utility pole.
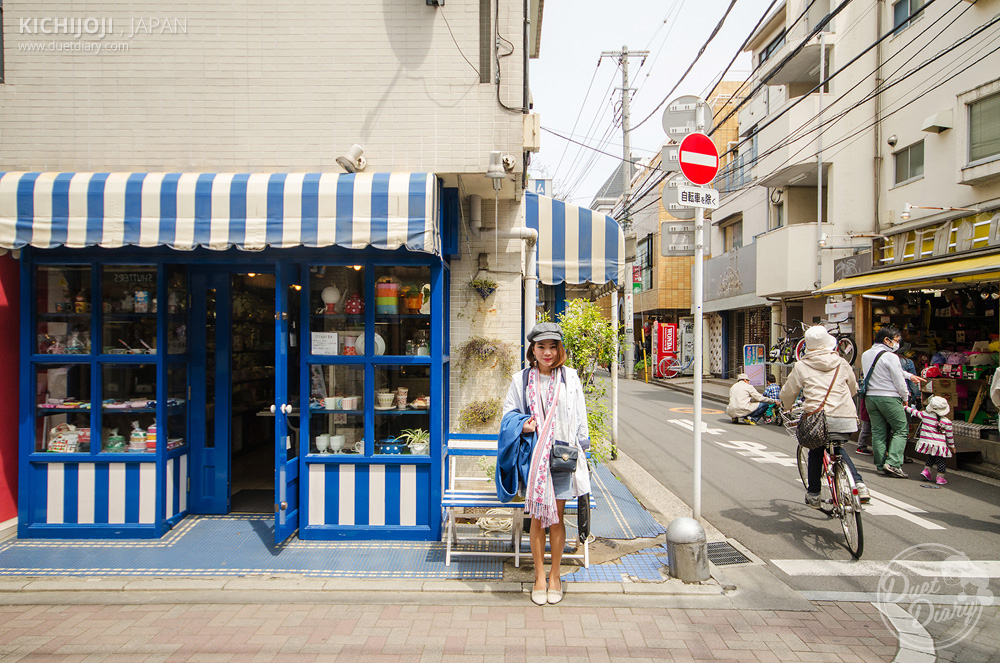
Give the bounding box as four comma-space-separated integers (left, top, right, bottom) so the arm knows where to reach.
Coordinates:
600, 45, 647, 380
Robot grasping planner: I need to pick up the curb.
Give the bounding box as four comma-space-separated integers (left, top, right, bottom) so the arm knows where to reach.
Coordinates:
647, 378, 731, 405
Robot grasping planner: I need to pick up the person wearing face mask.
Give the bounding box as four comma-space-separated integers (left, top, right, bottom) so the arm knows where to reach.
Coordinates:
860, 325, 924, 478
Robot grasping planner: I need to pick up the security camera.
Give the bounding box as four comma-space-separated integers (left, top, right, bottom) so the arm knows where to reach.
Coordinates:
501, 154, 517, 172
887, 135, 897, 147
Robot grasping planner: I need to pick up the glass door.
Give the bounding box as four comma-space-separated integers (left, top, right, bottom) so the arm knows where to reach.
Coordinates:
273, 261, 301, 544
188, 271, 230, 513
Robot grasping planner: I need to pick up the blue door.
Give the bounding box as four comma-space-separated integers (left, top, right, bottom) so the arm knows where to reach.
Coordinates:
189, 271, 231, 514
273, 261, 300, 544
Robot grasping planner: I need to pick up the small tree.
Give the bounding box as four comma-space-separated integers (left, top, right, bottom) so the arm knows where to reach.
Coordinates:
556, 299, 623, 462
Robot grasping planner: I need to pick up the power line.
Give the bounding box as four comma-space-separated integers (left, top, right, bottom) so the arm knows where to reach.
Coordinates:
630, 0, 742, 132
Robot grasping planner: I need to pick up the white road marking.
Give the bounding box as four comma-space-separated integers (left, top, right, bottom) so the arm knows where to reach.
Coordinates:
713, 439, 799, 467
667, 419, 726, 435
773, 559, 1000, 578
671, 418, 947, 529
874, 602, 937, 658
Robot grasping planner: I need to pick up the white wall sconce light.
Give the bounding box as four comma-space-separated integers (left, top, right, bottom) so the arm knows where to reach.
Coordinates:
337, 144, 367, 173
899, 202, 980, 221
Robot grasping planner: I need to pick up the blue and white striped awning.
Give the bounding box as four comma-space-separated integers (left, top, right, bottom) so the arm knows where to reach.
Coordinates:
0, 172, 439, 254
524, 191, 625, 286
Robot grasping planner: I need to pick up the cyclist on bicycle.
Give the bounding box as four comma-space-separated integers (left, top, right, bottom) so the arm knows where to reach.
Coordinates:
780, 326, 870, 505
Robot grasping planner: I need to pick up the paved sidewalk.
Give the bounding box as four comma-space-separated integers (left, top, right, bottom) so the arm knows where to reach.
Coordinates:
0, 599, 898, 661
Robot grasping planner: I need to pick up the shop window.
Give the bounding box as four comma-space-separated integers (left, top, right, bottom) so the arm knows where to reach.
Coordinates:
35, 364, 91, 453
36, 265, 92, 355
894, 140, 924, 185
102, 265, 157, 355
969, 92, 1000, 164
309, 266, 366, 355
373, 365, 430, 456
307, 365, 364, 455
893, 0, 923, 35
167, 267, 187, 354
166, 365, 187, 452
100, 363, 158, 452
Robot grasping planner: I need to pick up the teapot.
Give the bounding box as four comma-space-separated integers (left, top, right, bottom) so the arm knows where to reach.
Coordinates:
379, 437, 402, 455
321, 285, 342, 314
344, 292, 364, 315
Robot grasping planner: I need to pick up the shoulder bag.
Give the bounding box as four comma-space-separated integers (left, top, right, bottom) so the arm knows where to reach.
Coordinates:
523, 369, 579, 471
797, 365, 840, 450
857, 349, 887, 397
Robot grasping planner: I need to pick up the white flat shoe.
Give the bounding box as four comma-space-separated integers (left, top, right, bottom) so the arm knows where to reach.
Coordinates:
547, 586, 563, 604
530, 588, 547, 605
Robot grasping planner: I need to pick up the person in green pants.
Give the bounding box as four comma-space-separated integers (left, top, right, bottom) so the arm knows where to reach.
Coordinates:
860, 325, 925, 478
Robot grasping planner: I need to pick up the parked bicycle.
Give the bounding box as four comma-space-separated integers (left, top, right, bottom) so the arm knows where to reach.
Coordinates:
657, 354, 695, 379
768, 322, 806, 365
782, 410, 864, 558
793, 319, 857, 364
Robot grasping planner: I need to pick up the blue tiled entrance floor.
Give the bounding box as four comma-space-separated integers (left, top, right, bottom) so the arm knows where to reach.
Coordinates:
0, 516, 502, 580
0, 463, 666, 580
562, 544, 670, 583
589, 463, 666, 540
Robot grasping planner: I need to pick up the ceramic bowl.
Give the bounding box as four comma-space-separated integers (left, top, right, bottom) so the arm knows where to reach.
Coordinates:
376, 392, 395, 408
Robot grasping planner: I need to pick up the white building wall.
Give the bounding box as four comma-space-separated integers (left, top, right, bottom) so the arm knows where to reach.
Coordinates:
0, 1, 524, 176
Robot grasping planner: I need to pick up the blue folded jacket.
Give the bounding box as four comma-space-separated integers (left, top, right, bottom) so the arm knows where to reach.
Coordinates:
495, 410, 534, 503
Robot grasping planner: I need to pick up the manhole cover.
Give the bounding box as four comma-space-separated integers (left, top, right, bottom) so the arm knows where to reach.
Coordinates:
707, 541, 752, 566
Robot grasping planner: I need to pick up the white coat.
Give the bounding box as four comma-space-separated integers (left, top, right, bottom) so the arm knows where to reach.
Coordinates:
726, 380, 771, 419
502, 366, 592, 498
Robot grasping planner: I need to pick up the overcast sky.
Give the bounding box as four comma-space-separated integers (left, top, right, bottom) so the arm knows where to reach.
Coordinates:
528, 0, 773, 205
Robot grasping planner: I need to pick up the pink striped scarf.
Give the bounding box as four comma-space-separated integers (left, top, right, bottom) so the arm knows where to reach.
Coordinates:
524, 367, 562, 528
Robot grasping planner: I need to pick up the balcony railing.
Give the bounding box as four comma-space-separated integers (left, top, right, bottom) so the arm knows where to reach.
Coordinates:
716, 150, 756, 196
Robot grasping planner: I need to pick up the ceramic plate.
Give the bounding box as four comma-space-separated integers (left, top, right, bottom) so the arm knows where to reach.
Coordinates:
374, 404, 396, 410
354, 333, 386, 356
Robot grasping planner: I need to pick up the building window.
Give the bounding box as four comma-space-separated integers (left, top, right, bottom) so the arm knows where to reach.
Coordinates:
894, 141, 924, 185
637, 236, 653, 291
773, 201, 784, 229
893, 0, 923, 34
723, 220, 743, 253
969, 92, 1000, 164
759, 30, 786, 66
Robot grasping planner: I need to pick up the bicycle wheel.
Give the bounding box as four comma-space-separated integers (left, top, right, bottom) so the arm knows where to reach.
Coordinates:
837, 336, 857, 365
659, 357, 682, 379
779, 343, 795, 365
834, 462, 864, 558
793, 337, 807, 361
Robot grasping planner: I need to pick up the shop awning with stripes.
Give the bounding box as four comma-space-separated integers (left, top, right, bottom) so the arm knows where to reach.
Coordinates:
524, 191, 625, 286
0, 172, 439, 254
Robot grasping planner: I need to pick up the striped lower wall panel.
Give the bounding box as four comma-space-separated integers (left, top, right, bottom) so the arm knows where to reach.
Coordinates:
307, 463, 429, 527
37, 457, 188, 525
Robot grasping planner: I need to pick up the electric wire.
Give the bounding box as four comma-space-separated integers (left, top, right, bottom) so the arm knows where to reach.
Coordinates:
630, 0, 742, 132
551, 63, 604, 181
439, 5, 481, 78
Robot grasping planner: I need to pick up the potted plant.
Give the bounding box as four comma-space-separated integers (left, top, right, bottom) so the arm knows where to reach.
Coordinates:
469, 276, 498, 300
400, 284, 424, 314
397, 427, 430, 455
455, 336, 516, 384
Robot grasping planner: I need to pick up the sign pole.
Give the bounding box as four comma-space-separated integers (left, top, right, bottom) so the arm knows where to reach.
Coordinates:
693, 203, 704, 521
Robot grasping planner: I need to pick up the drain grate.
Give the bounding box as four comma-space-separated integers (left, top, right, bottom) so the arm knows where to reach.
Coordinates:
707, 541, 752, 566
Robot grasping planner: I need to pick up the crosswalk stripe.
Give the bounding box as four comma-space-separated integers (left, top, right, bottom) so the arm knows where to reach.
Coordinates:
773, 559, 1000, 577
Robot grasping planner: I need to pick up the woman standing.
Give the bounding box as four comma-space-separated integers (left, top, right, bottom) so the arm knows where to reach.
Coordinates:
780, 326, 870, 505
500, 322, 591, 605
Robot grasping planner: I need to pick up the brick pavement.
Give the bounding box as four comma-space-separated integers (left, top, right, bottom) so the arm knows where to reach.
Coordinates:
0, 600, 898, 662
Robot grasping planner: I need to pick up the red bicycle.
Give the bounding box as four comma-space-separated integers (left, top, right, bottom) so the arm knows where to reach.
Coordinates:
784, 410, 865, 558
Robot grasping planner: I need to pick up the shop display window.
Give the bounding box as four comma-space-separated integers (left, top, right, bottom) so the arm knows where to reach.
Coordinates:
373, 364, 430, 456
373, 266, 431, 357
166, 365, 188, 451
100, 363, 159, 453
34, 364, 91, 453
167, 267, 188, 354
308, 365, 364, 454
101, 265, 157, 355
36, 265, 92, 355
309, 265, 365, 355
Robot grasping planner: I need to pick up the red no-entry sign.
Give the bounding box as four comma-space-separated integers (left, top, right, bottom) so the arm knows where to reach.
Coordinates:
678, 132, 719, 186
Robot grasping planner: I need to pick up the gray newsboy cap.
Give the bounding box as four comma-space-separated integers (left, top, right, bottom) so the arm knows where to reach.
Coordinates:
527, 322, 563, 344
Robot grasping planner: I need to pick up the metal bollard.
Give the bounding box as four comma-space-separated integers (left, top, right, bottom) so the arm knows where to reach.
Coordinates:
665, 517, 710, 583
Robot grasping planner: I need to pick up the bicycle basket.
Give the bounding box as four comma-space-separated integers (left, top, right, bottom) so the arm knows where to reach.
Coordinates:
780, 409, 801, 440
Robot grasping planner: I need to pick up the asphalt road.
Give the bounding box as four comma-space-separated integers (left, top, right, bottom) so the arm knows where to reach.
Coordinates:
612, 375, 1000, 598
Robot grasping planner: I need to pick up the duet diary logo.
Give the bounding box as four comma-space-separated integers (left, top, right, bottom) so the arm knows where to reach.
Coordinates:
877, 543, 993, 651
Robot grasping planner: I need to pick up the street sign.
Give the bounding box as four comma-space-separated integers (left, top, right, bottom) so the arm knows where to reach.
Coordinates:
660, 144, 680, 173
632, 265, 641, 293
660, 221, 711, 257
677, 185, 719, 209
678, 132, 720, 185
659, 178, 696, 220
662, 95, 714, 142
